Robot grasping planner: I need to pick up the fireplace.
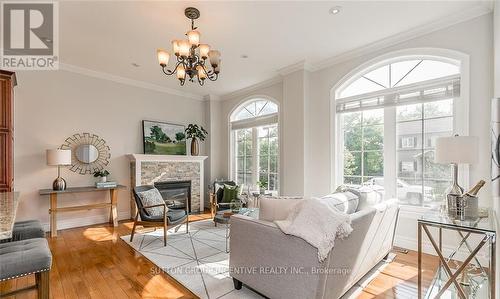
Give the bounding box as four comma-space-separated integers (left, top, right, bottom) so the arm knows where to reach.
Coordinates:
154, 180, 192, 213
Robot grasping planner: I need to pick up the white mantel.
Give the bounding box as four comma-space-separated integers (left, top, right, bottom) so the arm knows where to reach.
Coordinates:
128, 154, 208, 214
127, 154, 208, 162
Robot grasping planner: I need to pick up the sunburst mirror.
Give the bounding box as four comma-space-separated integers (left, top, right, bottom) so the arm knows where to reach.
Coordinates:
60, 133, 111, 175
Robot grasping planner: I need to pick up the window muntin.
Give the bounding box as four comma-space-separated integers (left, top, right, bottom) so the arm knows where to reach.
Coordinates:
231, 99, 279, 194
396, 99, 453, 206
339, 59, 459, 99
232, 99, 278, 121
336, 56, 461, 208
342, 109, 384, 186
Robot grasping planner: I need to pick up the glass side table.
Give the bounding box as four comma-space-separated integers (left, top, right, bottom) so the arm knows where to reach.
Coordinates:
418, 208, 496, 299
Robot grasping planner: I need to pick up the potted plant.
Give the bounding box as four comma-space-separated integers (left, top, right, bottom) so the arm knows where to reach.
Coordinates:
94, 170, 110, 183
256, 180, 268, 195
185, 124, 208, 156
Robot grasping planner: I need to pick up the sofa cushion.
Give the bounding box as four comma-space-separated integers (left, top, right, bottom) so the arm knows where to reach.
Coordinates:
259, 197, 303, 222
320, 191, 359, 214
137, 188, 165, 217
352, 186, 384, 211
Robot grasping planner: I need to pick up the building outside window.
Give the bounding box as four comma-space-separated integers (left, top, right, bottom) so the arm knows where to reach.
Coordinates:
230, 98, 279, 194
335, 56, 463, 207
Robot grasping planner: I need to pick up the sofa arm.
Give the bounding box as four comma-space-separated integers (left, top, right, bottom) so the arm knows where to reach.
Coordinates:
229, 215, 324, 299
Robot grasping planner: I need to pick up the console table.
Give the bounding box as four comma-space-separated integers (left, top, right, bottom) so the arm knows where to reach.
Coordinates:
418, 209, 496, 299
39, 185, 126, 237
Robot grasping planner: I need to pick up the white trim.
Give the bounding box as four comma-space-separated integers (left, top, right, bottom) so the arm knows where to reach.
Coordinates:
309, 4, 491, 72
127, 154, 208, 162
221, 77, 283, 101
330, 48, 470, 192
277, 60, 313, 76
59, 63, 205, 101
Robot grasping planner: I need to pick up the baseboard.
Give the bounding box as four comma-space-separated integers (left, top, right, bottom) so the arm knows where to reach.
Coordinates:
41, 211, 131, 232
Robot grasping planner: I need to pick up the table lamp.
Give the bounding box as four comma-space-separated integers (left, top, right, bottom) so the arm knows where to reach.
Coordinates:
435, 135, 479, 196
46, 149, 72, 190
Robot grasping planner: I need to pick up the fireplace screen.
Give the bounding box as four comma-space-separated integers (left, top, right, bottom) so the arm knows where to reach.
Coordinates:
154, 181, 191, 213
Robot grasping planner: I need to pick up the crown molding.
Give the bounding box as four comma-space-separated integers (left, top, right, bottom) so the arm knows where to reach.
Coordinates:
59, 63, 204, 101
221, 76, 283, 101
277, 60, 313, 76
308, 4, 493, 72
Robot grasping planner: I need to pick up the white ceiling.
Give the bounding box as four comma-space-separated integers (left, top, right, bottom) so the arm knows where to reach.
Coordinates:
58, 1, 491, 98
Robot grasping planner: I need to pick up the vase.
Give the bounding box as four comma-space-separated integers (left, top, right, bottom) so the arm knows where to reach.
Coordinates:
100, 176, 107, 183
191, 137, 199, 156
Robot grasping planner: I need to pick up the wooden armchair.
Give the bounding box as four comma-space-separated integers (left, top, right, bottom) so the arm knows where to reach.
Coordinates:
210, 181, 239, 217
130, 186, 188, 246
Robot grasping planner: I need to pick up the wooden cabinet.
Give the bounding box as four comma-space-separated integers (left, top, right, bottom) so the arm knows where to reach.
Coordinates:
0, 70, 16, 192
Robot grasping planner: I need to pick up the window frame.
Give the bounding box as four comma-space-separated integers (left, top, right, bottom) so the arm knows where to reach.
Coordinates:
229, 96, 280, 194
330, 49, 470, 210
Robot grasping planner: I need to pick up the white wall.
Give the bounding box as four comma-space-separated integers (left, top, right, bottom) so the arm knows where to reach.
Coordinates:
13, 70, 207, 230
493, 1, 500, 296
217, 14, 494, 258
307, 14, 493, 199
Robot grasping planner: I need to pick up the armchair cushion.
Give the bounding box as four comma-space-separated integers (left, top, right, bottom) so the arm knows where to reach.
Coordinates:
222, 184, 239, 203
214, 181, 236, 203
137, 188, 165, 217
147, 209, 187, 223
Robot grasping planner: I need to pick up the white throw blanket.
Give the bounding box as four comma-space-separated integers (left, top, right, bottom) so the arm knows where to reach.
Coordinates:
274, 198, 353, 263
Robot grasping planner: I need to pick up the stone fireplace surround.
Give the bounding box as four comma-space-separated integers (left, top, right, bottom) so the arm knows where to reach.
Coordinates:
128, 154, 207, 216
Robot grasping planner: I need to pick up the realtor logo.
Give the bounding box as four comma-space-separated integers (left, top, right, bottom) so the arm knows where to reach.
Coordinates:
1, 2, 59, 70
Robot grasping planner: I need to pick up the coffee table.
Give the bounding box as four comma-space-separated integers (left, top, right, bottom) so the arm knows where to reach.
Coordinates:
213, 208, 259, 253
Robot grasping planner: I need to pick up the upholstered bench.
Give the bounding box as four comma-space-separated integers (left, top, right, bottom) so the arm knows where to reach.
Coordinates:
0, 220, 45, 243
0, 238, 52, 298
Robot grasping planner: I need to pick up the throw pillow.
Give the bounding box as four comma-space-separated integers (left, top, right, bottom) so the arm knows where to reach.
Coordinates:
320, 191, 359, 214
259, 197, 303, 222
354, 186, 384, 211
222, 184, 239, 203
137, 188, 166, 217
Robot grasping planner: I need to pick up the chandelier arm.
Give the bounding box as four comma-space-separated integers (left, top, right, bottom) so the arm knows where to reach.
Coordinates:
206, 72, 218, 81
162, 61, 183, 76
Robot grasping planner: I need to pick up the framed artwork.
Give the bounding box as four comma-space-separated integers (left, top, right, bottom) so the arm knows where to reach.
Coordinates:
142, 120, 186, 155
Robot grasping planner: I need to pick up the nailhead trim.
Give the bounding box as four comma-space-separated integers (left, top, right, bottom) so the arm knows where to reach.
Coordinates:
0, 268, 50, 282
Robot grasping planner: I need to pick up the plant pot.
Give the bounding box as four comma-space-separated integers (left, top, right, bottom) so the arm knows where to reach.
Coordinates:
191, 137, 199, 156
100, 176, 107, 183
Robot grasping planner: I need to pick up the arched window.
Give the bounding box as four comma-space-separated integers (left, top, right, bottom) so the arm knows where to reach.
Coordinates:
334, 54, 466, 208
230, 98, 279, 194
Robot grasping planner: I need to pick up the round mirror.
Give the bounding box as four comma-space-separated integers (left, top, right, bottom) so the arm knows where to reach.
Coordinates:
75, 144, 99, 163
61, 133, 110, 175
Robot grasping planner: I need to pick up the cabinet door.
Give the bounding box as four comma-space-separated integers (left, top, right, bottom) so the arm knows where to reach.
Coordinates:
0, 71, 15, 192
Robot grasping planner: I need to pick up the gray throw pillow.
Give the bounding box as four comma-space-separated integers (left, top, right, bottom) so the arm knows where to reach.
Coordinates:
138, 188, 166, 217
320, 191, 359, 214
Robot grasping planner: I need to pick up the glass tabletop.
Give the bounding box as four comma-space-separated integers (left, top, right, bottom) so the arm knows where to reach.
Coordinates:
419, 208, 496, 234
214, 208, 259, 224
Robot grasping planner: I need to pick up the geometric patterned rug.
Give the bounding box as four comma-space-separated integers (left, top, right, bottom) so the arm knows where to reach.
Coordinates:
121, 219, 386, 299
121, 219, 264, 299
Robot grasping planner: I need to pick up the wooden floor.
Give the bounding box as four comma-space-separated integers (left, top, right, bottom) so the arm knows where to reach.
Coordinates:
0, 213, 439, 299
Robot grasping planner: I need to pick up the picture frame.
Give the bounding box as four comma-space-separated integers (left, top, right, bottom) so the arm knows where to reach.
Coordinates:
142, 120, 186, 155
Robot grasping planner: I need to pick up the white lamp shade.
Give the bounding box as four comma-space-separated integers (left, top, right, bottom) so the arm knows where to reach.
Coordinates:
187, 30, 200, 46
46, 149, 72, 166
435, 136, 479, 164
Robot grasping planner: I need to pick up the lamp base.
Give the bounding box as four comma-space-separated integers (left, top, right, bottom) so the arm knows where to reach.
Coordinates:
53, 177, 67, 191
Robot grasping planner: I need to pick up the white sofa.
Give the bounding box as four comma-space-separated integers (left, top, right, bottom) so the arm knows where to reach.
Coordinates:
229, 198, 399, 299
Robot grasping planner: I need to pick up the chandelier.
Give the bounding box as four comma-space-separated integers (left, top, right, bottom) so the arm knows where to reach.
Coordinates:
156, 7, 220, 86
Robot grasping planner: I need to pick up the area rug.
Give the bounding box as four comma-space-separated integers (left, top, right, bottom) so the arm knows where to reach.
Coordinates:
121, 219, 263, 299
121, 219, 387, 299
